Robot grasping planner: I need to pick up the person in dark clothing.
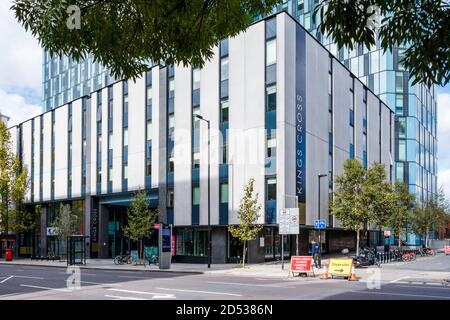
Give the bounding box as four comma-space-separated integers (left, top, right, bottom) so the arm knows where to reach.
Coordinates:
311, 240, 322, 269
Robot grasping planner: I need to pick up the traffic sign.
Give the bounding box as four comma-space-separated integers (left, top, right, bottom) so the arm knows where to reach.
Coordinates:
278, 208, 299, 235
328, 258, 353, 277
290, 256, 314, 277
314, 219, 326, 229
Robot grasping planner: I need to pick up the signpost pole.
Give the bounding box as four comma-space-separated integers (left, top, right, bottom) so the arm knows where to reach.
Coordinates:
296, 196, 299, 256
281, 234, 284, 270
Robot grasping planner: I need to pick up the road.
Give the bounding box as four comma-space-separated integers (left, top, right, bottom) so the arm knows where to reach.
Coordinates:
0, 255, 449, 300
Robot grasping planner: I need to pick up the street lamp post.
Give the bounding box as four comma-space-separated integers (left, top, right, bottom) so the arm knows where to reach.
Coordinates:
195, 114, 211, 268
318, 174, 327, 264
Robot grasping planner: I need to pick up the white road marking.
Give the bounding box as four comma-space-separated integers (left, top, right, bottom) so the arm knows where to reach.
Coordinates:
390, 276, 410, 283
207, 281, 294, 288
396, 285, 449, 290
0, 275, 44, 283
155, 287, 243, 297
352, 290, 450, 299
117, 275, 151, 279
104, 294, 146, 300
107, 288, 175, 299
0, 276, 14, 284
20, 284, 72, 292
80, 281, 121, 286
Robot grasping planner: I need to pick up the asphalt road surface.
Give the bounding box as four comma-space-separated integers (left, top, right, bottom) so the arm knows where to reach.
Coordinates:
0, 256, 449, 300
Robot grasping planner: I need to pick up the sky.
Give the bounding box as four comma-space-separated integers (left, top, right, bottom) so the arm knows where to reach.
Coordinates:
0, 1, 449, 200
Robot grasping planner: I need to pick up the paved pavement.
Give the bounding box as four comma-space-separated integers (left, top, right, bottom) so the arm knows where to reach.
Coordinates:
0, 254, 449, 300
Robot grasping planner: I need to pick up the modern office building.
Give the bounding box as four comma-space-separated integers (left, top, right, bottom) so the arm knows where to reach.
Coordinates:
270, 1, 438, 244
41, 3, 438, 245
13, 12, 394, 262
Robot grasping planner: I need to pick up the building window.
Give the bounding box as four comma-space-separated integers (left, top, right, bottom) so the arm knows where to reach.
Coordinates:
220, 183, 229, 203
123, 164, 128, 180
266, 85, 277, 112
266, 39, 277, 66
266, 177, 276, 201
193, 152, 200, 169
220, 99, 229, 123
349, 109, 354, 127
193, 186, 200, 205
221, 57, 229, 81
193, 68, 201, 91
123, 128, 129, 146
267, 135, 276, 158
167, 189, 174, 208
146, 159, 152, 176
350, 143, 355, 159
146, 121, 152, 141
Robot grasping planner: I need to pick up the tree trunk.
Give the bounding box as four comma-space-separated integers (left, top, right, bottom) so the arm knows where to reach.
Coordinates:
398, 228, 401, 251
425, 231, 429, 248
242, 241, 246, 268
356, 229, 360, 256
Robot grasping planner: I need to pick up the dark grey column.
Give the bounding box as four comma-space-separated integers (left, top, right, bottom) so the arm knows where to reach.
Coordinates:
84, 195, 92, 258
247, 232, 265, 264
211, 227, 227, 264
98, 204, 109, 258
40, 206, 48, 256
158, 67, 168, 223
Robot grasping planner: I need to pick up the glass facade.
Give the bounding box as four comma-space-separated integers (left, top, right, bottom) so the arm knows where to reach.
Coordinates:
261, 1, 438, 202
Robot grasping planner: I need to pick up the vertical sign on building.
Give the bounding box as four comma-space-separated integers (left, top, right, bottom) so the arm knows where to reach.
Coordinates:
296, 26, 306, 223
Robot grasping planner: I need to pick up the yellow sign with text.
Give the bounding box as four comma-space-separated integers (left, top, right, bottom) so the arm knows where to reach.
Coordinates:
328, 258, 353, 277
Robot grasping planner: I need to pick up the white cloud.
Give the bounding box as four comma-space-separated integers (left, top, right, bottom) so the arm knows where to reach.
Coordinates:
0, 88, 41, 127
437, 92, 450, 199
0, 1, 42, 94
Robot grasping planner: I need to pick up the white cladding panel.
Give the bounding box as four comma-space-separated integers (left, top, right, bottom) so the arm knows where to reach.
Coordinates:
228, 21, 266, 225
90, 93, 98, 193
101, 87, 108, 193
305, 34, 330, 226
173, 64, 192, 226
151, 67, 160, 188
22, 120, 33, 202
354, 81, 364, 162
381, 104, 393, 179
367, 92, 380, 166
54, 106, 68, 199
112, 82, 123, 192
277, 14, 297, 212
33, 118, 41, 201
71, 99, 83, 197
128, 76, 146, 190
200, 48, 220, 226
42, 112, 52, 200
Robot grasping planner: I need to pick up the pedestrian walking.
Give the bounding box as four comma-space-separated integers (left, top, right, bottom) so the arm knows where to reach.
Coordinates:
311, 240, 322, 269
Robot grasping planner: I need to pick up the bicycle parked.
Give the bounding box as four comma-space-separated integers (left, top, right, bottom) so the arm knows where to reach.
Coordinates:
143, 253, 159, 266
114, 252, 132, 265
401, 251, 416, 262
417, 247, 436, 257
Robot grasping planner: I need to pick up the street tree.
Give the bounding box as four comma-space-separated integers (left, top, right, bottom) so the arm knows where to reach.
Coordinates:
123, 190, 158, 262
52, 203, 79, 258
228, 178, 262, 267
12, 0, 282, 80
388, 182, 415, 249
0, 120, 29, 248
331, 159, 392, 255
411, 188, 450, 247
314, 1, 450, 87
